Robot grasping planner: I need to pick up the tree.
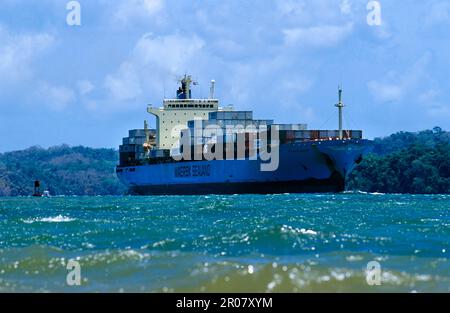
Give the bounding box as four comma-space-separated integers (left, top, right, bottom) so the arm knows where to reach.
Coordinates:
348, 128, 450, 194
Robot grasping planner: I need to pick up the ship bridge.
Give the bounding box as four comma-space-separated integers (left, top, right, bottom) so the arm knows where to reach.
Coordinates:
148, 75, 232, 150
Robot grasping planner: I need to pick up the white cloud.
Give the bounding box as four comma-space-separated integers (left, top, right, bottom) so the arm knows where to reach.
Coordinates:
340, 0, 352, 15
0, 25, 54, 83
276, 76, 316, 122
104, 62, 142, 102
418, 88, 439, 104
142, 0, 164, 13
281, 76, 314, 95
37, 82, 75, 111
367, 81, 403, 103
103, 33, 205, 108
283, 23, 353, 47
77, 80, 95, 96
113, 0, 165, 24
367, 53, 432, 103
277, 0, 306, 17
418, 88, 450, 118
277, 0, 350, 25
371, 22, 393, 40
132, 33, 205, 74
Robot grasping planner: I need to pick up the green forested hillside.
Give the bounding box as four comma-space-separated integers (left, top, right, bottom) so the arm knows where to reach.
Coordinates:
0, 145, 126, 196
347, 127, 450, 194
371, 127, 450, 155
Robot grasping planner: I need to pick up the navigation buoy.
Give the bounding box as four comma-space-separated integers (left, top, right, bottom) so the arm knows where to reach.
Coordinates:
33, 180, 43, 197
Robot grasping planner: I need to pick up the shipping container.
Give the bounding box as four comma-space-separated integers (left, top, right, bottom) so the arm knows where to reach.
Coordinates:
210, 111, 252, 120
135, 137, 148, 145
208, 112, 218, 120
135, 145, 146, 153
319, 131, 329, 138
350, 130, 363, 139
270, 124, 306, 131
150, 149, 171, 158
135, 153, 146, 160
129, 129, 146, 138
294, 130, 311, 139
331, 130, 339, 138
310, 130, 320, 140
120, 144, 137, 152
254, 120, 274, 126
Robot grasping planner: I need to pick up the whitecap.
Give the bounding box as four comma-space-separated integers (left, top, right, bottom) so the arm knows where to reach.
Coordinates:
281, 225, 318, 236
346, 255, 364, 262
347, 190, 369, 194
302, 229, 318, 235
22, 215, 76, 224
331, 270, 350, 281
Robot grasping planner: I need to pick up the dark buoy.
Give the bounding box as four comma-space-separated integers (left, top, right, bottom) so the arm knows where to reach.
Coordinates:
33, 180, 42, 197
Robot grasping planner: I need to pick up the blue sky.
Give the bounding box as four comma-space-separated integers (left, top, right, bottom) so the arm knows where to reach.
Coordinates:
0, 0, 449, 152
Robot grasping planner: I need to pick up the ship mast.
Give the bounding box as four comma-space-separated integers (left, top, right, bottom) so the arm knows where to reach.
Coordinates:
335, 86, 345, 140
144, 120, 150, 144
179, 74, 198, 100
209, 80, 216, 99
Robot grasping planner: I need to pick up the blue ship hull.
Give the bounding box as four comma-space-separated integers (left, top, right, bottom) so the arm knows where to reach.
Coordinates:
116, 139, 373, 195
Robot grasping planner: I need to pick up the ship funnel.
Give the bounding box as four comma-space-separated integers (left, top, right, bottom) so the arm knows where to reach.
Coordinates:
210, 80, 216, 99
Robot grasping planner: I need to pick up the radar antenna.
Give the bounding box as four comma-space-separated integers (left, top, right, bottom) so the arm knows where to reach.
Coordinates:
177, 74, 198, 99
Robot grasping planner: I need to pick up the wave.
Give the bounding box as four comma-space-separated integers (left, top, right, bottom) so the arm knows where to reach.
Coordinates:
343, 190, 386, 195
22, 215, 76, 224
0, 245, 448, 293
280, 225, 318, 236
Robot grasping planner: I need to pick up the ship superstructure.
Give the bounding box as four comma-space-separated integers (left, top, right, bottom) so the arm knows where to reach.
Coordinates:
117, 76, 372, 195
147, 75, 233, 150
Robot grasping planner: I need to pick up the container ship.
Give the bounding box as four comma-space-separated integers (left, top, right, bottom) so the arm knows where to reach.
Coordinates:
116, 75, 373, 195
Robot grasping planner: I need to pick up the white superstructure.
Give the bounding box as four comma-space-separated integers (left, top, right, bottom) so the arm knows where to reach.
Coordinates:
147, 75, 232, 150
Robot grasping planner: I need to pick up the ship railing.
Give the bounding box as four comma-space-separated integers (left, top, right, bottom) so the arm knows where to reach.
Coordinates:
163, 99, 219, 104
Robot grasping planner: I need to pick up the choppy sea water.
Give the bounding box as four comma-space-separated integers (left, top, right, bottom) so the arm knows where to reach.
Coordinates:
0, 193, 448, 293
